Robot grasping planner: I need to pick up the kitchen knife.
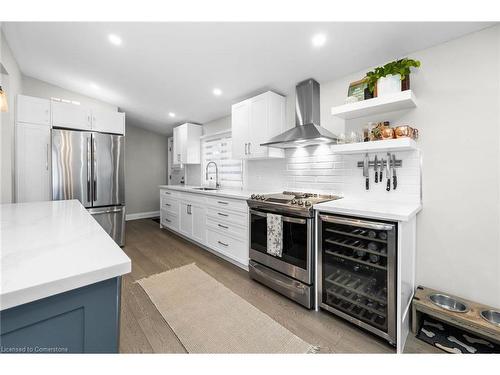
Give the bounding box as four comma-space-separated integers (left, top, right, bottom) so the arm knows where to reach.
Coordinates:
392, 154, 397, 190
363, 153, 369, 190
386, 152, 391, 191
374, 155, 378, 183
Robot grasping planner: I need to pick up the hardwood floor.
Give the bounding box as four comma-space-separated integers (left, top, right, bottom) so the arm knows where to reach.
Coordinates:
119, 219, 440, 354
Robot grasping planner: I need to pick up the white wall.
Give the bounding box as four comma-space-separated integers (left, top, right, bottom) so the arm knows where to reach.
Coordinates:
244, 26, 500, 307
0, 28, 23, 203
125, 123, 168, 215
22, 76, 117, 112
202, 115, 231, 135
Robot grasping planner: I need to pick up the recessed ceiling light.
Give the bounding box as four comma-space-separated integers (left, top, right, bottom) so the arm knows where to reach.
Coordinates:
311, 33, 326, 47
108, 34, 122, 46
168, 112, 176, 118
213, 88, 222, 96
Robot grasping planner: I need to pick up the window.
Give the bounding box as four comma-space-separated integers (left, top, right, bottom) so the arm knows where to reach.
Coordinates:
201, 131, 243, 189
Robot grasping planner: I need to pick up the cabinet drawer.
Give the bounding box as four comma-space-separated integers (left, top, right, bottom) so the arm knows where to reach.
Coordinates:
206, 217, 247, 239
161, 197, 179, 214
205, 196, 248, 213
206, 228, 248, 265
207, 207, 247, 227
160, 189, 180, 198
161, 209, 179, 231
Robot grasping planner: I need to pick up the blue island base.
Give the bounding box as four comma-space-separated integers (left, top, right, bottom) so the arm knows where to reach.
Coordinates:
0, 277, 122, 353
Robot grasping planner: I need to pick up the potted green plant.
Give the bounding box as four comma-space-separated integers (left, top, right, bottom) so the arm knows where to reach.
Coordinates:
365, 58, 421, 97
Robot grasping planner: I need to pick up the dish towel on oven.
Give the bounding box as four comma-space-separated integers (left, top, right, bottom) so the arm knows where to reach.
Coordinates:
267, 213, 283, 257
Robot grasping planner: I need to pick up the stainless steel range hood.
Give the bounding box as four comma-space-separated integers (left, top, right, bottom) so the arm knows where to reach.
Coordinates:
260, 78, 338, 148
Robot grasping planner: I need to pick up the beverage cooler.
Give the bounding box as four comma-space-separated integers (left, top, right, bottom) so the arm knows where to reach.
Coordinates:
317, 213, 397, 345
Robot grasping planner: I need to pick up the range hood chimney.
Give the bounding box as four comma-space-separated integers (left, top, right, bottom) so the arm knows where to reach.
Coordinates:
260, 78, 338, 148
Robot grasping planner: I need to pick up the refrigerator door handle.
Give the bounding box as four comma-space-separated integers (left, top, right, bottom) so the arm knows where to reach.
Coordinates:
93, 136, 97, 202
87, 137, 91, 203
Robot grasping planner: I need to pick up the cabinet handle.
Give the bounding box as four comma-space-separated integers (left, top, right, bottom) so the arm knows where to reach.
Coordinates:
93, 137, 97, 201
217, 201, 228, 205
217, 212, 228, 217
248, 142, 251, 154
218, 224, 228, 229
87, 137, 91, 203
165, 203, 171, 206
218, 240, 229, 247
46, 143, 49, 170
164, 218, 171, 223
244, 143, 248, 155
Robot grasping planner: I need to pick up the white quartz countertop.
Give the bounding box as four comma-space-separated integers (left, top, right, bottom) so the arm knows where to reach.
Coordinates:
314, 198, 422, 222
0, 200, 131, 311
158, 185, 266, 200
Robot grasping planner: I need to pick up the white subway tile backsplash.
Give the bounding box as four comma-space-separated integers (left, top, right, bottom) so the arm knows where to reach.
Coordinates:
245, 143, 421, 204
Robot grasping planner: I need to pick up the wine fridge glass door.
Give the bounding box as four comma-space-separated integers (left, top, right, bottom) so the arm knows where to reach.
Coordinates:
319, 214, 396, 342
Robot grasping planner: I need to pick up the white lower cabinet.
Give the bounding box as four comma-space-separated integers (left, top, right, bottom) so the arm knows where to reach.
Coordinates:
206, 228, 247, 265
159, 188, 249, 268
160, 209, 179, 232
191, 204, 206, 244
179, 201, 206, 244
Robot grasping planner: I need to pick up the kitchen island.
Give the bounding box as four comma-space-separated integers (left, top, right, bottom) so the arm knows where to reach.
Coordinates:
0, 200, 131, 353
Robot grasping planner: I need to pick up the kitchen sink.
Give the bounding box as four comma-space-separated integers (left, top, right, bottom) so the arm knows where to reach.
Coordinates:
429, 293, 469, 313
192, 187, 218, 191
480, 309, 500, 327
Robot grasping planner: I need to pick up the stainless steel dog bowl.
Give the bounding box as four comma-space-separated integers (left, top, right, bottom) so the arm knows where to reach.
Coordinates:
480, 309, 500, 327
429, 293, 469, 313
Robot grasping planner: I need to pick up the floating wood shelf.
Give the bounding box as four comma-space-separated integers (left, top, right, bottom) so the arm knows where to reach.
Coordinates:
331, 90, 417, 120
331, 138, 418, 155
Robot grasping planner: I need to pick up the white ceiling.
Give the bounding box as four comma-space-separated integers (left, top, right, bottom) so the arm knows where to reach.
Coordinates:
3, 22, 494, 134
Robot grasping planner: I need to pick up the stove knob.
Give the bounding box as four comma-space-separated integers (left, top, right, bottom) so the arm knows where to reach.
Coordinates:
305, 200, 312, 207
260, 195, 266, 200
297, 200, 304, 206
255, 194, 260, 200
251, 194, 256, 199
291, 199, 297, 205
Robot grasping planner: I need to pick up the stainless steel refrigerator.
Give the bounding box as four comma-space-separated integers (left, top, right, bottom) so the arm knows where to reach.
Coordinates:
52, 128, 125, 246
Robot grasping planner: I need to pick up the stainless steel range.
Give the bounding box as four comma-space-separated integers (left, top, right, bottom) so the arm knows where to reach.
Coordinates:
247, 191, 342, 308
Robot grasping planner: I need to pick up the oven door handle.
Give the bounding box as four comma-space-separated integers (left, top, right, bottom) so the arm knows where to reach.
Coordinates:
250, 209, 307, 224
319, 214, 394, 231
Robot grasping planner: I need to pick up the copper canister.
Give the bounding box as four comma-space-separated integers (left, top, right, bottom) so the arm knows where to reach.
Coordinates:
381, 127, 395, 140
395, 125, 414, 139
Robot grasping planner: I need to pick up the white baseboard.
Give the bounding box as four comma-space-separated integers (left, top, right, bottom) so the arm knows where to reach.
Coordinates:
125, 211, 160, 221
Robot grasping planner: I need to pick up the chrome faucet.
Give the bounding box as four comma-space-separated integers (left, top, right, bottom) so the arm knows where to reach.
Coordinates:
205, 161, 220, 188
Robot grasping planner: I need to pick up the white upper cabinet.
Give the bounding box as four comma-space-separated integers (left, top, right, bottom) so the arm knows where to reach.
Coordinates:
231, 91, 286, 160
172, 123, 202, 164
231, 101, 250, 160
16, 95, 51, 125
91, 110, 125, 135
52, 101, 92, 130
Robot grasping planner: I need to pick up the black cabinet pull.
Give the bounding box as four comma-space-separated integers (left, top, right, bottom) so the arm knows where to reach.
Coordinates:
218, 224, 228, 229
218, 240, 229, 247
218, 212, 228, 217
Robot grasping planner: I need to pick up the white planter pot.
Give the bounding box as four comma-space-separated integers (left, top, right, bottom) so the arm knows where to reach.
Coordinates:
377, 74, 402, 97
